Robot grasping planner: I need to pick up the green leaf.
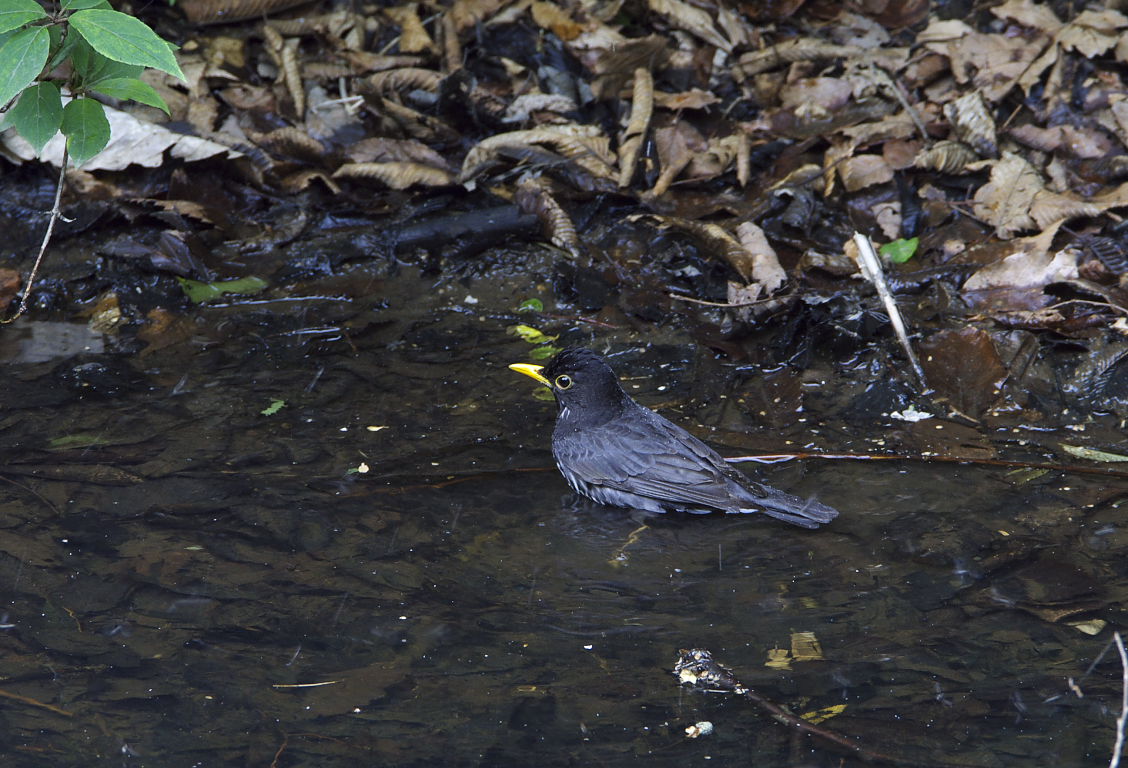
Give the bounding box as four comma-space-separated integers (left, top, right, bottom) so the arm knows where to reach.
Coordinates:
73, 41, 143, 89
529, 344, 561, 361
0, 25, 49, 108
90, 76, 168, 113
6, 81, 61, 153
517, 297, 543, 312
60, 96, 109, 166
62, 0, 113, 9
0, 0, 48, 35
260, 399, 286, 416
67, 9, 184, 81
177, 276, 269, 303
508, 324, 557, 344
880, 237, 919, 265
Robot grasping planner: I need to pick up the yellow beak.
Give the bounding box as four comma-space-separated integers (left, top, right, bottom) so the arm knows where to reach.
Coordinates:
509, 363, 552, 387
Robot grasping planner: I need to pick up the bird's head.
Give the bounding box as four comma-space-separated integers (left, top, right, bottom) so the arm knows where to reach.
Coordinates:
509, 348, 630, 423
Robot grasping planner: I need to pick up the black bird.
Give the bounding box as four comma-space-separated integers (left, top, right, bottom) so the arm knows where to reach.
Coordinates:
509, 348, 839, 529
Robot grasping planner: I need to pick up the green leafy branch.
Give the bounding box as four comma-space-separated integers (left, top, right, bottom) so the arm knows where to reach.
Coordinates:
0, 0, 185, 321
1, 0, 184, 164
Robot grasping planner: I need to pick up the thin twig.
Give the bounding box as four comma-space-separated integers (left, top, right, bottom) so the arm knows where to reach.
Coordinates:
1111, 632, 1128, 768
668, 293, 788, 309
852, 232, 929, 392
2, 146, 70, 324
725, 451, 1128, 479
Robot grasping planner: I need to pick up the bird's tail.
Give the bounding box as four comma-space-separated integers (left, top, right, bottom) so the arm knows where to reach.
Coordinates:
746, 492, 839, 529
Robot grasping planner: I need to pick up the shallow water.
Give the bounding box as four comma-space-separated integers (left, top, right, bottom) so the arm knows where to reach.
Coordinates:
0, 260, 1125, 767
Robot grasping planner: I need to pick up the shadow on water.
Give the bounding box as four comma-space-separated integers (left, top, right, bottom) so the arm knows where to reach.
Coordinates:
0, 261, 1125, 767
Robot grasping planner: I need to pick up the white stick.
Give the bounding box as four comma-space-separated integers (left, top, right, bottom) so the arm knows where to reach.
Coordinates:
851, 232, 929, 392
1111, 632, 1128, 768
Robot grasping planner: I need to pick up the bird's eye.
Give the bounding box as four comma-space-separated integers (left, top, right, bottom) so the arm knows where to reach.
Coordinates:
554, 374, 573, 390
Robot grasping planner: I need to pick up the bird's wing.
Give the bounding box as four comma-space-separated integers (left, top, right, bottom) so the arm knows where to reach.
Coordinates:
554, 406, 743, 511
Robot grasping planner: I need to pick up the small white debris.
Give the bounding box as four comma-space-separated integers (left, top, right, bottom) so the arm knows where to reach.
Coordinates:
463, 295, 479, 304
889, 406, 933, 422
685, 721, 714, 739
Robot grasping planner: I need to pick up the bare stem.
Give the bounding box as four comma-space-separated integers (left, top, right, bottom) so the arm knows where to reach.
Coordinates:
1, 145, 70, 324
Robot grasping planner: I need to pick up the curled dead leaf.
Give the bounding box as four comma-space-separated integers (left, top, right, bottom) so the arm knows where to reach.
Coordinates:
914, 140, 978, 174
618, 68, 653, 188
516, 175, 583, 259
366, 68, 444, 95
334, 162, 454, 188
647, 0, 731, 51
737, 40, 864, 78
180, 0, 310, 24
460, 125, 614, 183
944, 91, 997, 158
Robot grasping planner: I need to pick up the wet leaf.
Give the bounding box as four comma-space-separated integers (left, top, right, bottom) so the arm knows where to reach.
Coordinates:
801, 704, 846, 724
1060, 444, 1128, 463
177, 275, 268, 302
261, 399, 286, 416
508, 324, 557, 344
919, 328, 1007, 417
880, 237, 919, 264
529, 344, 562, 361
516, 298, 543, 312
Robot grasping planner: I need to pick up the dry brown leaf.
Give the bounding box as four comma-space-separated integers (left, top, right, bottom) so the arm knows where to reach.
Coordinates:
646, 0, 731, 51
503, 93, 578, 123
652, 89, 720, 110
619, 68, 653, 188
736, 222, 786, 294
450, 0, 511, 31
179, 0, 309, 24
839, 154, 893, 192
914, 140, 978, 174
460, 125, 613, 182
973, 152, 1044, 238
345, 137, 447, 169
1027, 180, 1128, 230
922, 19, 1050, 102
640, 215, 753, 281
780, 77, 854, 113
822, 140, 854, 197
280, 169, 343, 194
990, 0, 1063, 36
944, 91, 997, 157
366, 68, 444, 95
685, 135, 740, 181
652, 121, 704, 195
963, 247, 1078, 293
334, 161, 454, 188
1057, 9, 1128, 58
515, 175, 582, 259
568, 29, 669, 99
530, 1, 585, 40
736, 39, 864, 78
248, 126, 325, 159
385, 5, 435, 53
